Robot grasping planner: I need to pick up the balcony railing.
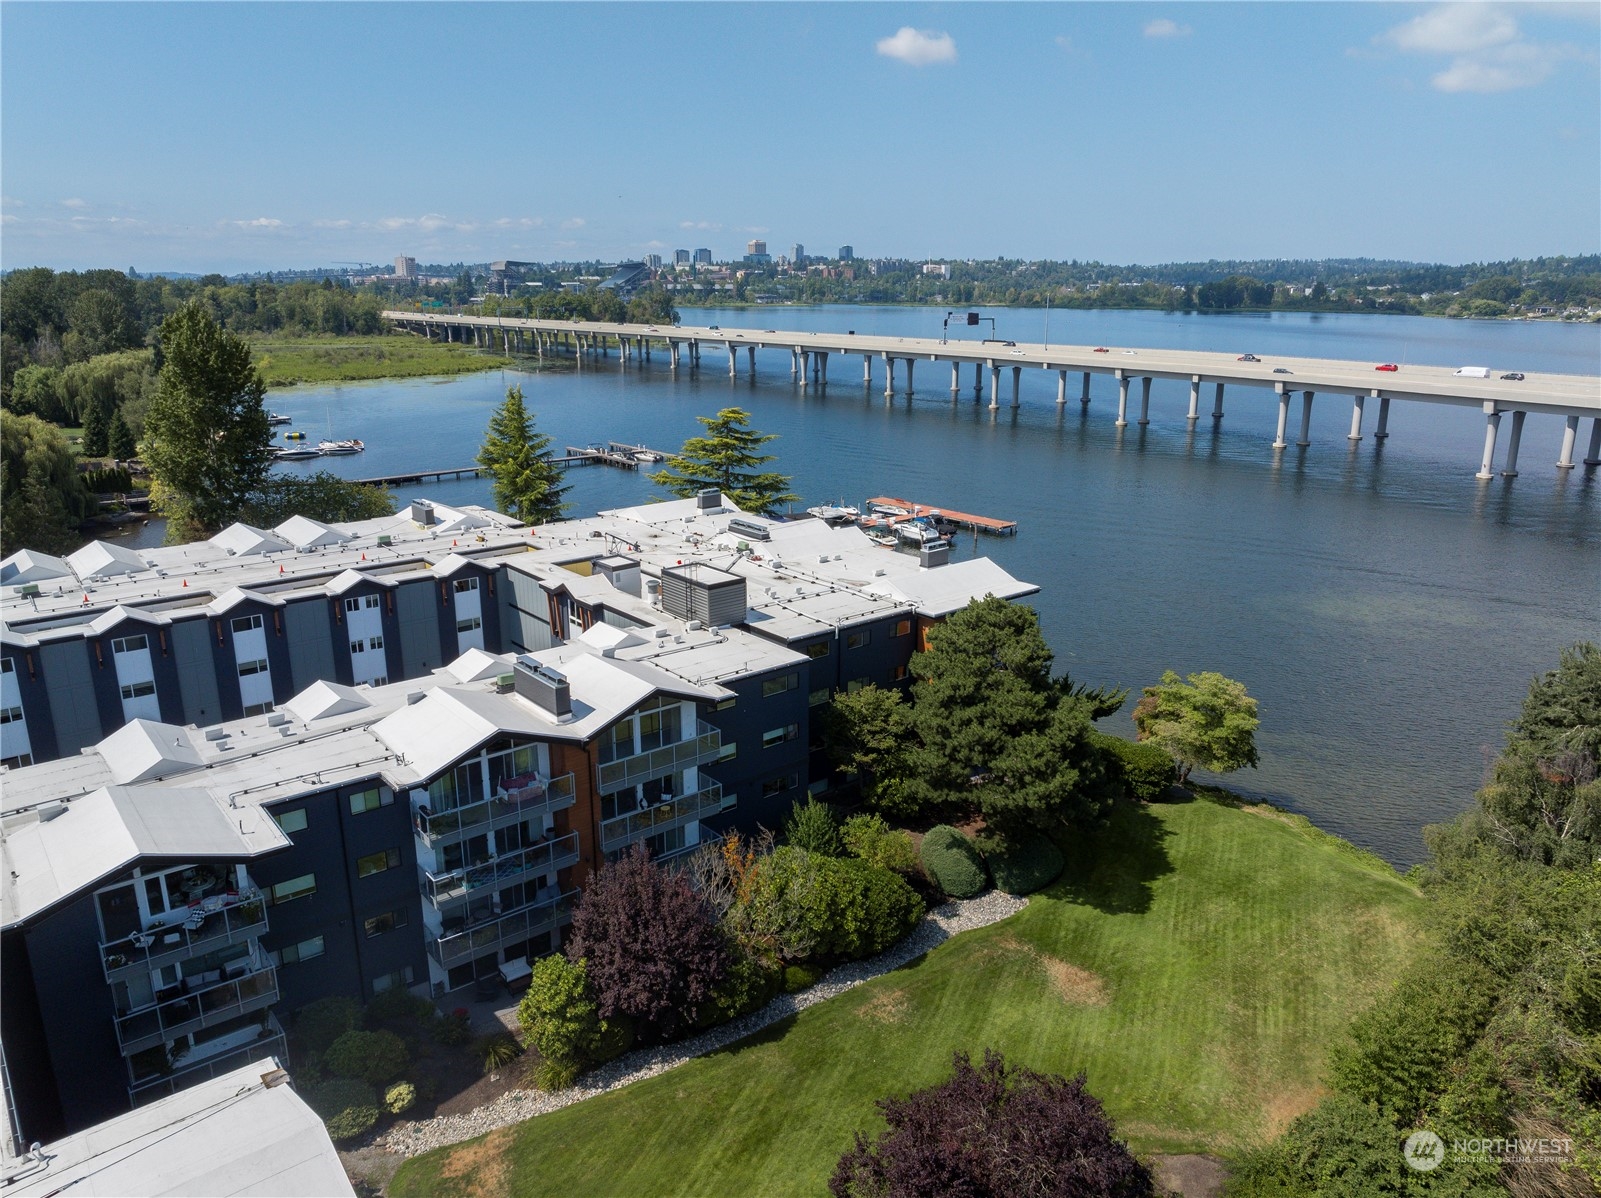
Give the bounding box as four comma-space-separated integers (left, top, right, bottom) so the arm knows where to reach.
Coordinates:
597, 721, 722, 793
422, 831, 580, 908
599, 783, 723, 854
114, 958, 279, 1056
100, 893, 268, 983
129, 1013, 287, 1104
414, 772, 576, 846
428, 890, 576, 969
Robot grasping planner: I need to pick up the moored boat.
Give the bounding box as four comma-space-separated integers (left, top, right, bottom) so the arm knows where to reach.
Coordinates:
317, 439, 365, 455
266, 412, 292, 425
274, 447, 320, 461
631, 450, 663, 463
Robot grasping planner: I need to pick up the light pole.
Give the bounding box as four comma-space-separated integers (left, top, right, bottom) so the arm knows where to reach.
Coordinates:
942, 311, 953, 344
1044, 296, 1051, 350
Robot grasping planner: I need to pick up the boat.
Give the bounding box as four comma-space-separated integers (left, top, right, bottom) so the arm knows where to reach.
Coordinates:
868, 502, 910, 517
317, 439, 365, 455
266, 412, 292, 426
274, 447, 320, 461
631, 449, 664, 463
865, 530, 899, 548
806, 502, 862, 526
284, 430, 307, 440
896, 518, 950, 548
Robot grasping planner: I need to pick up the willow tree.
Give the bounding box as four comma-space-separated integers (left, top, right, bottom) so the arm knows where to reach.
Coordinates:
476, 384, 570, 525
652, 407, 796, 516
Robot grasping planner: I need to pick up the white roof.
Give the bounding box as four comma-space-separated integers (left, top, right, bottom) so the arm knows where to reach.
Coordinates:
211, 522, 292, 557
5, 1059, 354, 1197
577, 622, 650, 653
372, 686, 545, 778
98, 719, 205, 785
274, 514, 350, 549
208, 586, 284, 614
282, 679, 371, 724
445, 648, 510, 683
65, 540, 148, 581
880, 557, 1040, 616
0, 549, 72, 585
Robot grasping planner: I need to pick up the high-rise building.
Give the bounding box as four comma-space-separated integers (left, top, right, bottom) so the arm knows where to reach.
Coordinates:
838, 246, 854, 261
644, 254, 662, 270
694, 248, 712, 265
746, 239, 767, 257
674, 249, 691, 267
394, 256, 417, 278
791, 244, 804, 264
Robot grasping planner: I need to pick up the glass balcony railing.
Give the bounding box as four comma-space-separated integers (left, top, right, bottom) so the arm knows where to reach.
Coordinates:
100, 892, 268, 983
114, 957, 279, 1057
597, 722, 722, 793
422, 832, 580, 908
599, 783, 723, 853
129, 1013, 287, 1105
428, 890, 576, 968
414, 772, 576, 846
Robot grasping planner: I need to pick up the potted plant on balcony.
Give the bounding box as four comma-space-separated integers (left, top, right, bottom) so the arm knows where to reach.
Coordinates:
236, 897, 264, 926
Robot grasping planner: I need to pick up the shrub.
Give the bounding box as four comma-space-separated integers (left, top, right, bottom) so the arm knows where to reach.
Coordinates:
1092, 731, 1175, 802
743, 847, 924, 963
784, 796, 842, 856
366, 986, 433, 1027
324, 1028, 409, 1087
432, 1011, 470, 1046
705, 943, 781, 1025
294, 996, 362, 1057
531, 1056, 582, 1091
474, 1033, 524, 1074
81, 465, 133, 494
305, 1078, 379, 1143
840, 814, 920, 876
383, 1082, 416, 1115
919, 826, 990, 898
518, 956, 600, 1085
590, 1014, 635, 1064
975, 831, 1065, 895
783, 963, 827, 993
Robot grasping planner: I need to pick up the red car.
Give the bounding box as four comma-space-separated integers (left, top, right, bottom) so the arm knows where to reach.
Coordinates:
1237, 354, 1261, 362
1375, 363, 1399, 372
1093, 346, 1110, 353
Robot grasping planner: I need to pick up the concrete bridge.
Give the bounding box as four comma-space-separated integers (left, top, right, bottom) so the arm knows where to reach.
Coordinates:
383, 310, 1601, 479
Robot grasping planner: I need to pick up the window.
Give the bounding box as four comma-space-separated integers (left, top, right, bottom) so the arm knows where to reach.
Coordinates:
365, 594, 381, 609
0, 706, 22, 725
356, 847, 401, 878
762, 723, 798, 749
348, 787, 391, 816
761, 775, 797, 797
230, 615, 262, 635
111, 635, 148, 655
367, 635, 384, 651
273, 808, 308, 835
350, 640, 365, 655
119, 680, 155, 701
237, 658, 268, 676
846, 678, 870, 694
243, 701, 273, 717
2, 754, 33, 769
714, 696, 737, 711
893, 665, 909, 681
277, 935, 324, 965
808, 688, 830, 707
894, 619, 912, 638
805, 642, 830, 659
0, 658, 12, 674
456, 616, 482, 633
717, 741, 738, 762
372, 966, 415, 995
268, 874, 316, 905
846, 630, 870, 649
453, 578, 479, 594
364, 909, 409, 938
343, 597, 361, 613
762, 672, 798, 698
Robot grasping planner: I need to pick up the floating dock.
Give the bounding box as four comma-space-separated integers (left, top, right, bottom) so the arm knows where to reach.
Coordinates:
865, 496, 1017, 536
563, 446, 640, 469
357, 466, 484, 486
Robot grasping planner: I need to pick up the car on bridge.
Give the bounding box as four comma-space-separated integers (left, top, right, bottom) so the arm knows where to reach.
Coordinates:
1093, 346, 1109, 353
1501, 372, 1525, 381
1273, 367, 1293, 374
1237, 354, 1262, 362
1375, 363, 1399, 372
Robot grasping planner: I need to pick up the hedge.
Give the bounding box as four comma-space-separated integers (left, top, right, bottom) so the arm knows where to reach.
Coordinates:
324, 1028, 409, 1087
920, 826, 990, 898
1092, 731, 1175, 802
743, 847, 924, 963
294, 996, 361, 1056
305, 1078, 379, 1142
976, 831, 1065, 895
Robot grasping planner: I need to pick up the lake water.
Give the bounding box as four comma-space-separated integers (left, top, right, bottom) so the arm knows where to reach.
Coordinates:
236, 307, 1601, 864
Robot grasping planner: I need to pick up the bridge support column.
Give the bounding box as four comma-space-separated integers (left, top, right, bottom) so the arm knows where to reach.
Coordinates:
1057, 369, 1068, 405
952, 362, 962, 395
1557, 414, 1579, 469
1081, 372, 1092, 405
1502, 410, 1526, 476
669, 341, 678, 371
905, 359, 914, 396
1138, 377, 1152, 426
989, 364, 1001, 411
1373, 393, 1388, 438
1272, 388, 1290, 449
799, 351, 810, 388
747, 345, 756, 377
1584, 418, 1601, 467
1476, 407, 1502, 479
792, 349, 800, 378
1187, 377, 1201, 421
1115, 375, 1130, 427
727, 345, 737, 377
1213, 382, 1225, 420
883, 356, 895, 398
862, 354, 871, 385
818, 353, 828, 385
1348, 394, 1365, 441
1011, 366, 1021, 409
974, 362, 984, 399
1297, 392, 1315, 447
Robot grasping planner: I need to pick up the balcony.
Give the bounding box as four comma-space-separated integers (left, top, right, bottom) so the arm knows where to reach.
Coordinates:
599, 782, 723, 854
597, 721, 722, 793
422, 831, 580, 908
428, 890, 576, 969
100, 892, 268, 983
414, 772, 576, 847
129, 1012, 287, 1105
114, 954, 279, 1057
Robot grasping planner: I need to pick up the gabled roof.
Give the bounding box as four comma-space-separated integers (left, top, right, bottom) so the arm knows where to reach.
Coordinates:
283, 679, 371, 724
445, 647, 509, 683
211, 522, 292, 557
429, 552, 478, 578
274, 514, 350, 549
208, 586, 285, 614
0, 548, 73, 586
431, 506, 490, 534
878, 558, 1040, 617
66, 540, 149, 581
325, 568, 393, 595
98, 718, 205, 785
86, 605, 166, 636
371, 687, 534, 779
578, 622, 650, 653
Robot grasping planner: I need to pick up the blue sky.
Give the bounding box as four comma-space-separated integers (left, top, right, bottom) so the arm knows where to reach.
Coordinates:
3, 2, 1597, 273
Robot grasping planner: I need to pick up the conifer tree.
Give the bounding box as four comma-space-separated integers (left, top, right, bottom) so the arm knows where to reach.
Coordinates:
476, 384, 570, 524
652, 407, 797, 516
107, 408, 136, 461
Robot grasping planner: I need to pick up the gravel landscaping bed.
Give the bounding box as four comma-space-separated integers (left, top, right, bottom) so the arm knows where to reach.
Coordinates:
375, 890, 1027, 1157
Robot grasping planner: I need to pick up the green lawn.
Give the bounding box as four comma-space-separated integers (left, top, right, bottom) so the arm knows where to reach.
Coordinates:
249, 335, 511, 387
390, 797, 1420, 1198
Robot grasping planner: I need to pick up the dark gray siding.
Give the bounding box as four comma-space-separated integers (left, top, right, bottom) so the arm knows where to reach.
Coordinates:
169, 616, 223, 726
502, 569, 554, 652
394, 579, 441, 675
40, 640, 103, 755
283, 598, 337, 693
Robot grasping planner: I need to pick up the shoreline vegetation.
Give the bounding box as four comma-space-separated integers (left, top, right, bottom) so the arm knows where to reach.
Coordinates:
249, 333, 511, 387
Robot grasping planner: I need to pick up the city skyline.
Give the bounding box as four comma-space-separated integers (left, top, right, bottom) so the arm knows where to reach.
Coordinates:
2, 2, 1597, 273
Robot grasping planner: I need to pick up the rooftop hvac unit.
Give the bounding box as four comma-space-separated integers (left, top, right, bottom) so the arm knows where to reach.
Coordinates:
514, 655, 572, 722
410, 500, 435, 526
919, 543, 951, 569
377, 534, 393, 547
696, 488, 720, 510
726, 517, 771, 542
661, 561, 747, 628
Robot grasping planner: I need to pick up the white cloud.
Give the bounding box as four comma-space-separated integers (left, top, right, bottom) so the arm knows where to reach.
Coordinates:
560, 217, 586, 231
1432, 40, 1575, 91
1, 195, 23, 209
60, 197, 89, 210
679, 219, 721, 231
312, 219, 354, 230
493, 217, 542, 229
875, 27, 957, 66
1374, 4, 1581, 92
1143, 18, 1191, 39
1381, 4, 1516, 54
233, 217, 284, 229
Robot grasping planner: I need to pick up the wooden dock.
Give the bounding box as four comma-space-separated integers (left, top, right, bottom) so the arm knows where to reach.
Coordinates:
357, 466, 484, 486
865, 496, 1017, 536
563, 446, 640, 469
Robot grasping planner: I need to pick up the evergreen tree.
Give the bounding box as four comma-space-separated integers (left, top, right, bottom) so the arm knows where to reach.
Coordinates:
475, 385, 570, 524
141, 301, 273, 536
652, 407, 797, 516
107, 408, 136, 461
80, 401, 109, 457
1130, 670, 1260, 785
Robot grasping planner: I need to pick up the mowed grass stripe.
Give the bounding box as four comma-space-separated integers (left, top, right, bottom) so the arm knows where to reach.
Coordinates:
391, 798, 1420, 1198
